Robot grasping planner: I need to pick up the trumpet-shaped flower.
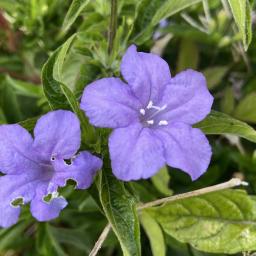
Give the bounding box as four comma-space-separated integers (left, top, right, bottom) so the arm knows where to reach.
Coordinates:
0, 110, 102, 228
81, 45, 213, 181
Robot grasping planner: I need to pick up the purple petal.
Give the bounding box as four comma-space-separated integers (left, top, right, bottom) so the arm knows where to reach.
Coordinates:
81, 78, 141, 128
33, 110, 81, 160
0, 173, 41, 228
48, 151, 102, 193
155, 123, 212, 180
30, 183, 67, 222
109, 123, 165, 181
159, 69, 213, 125
0, 124, 39, 174
121, 45, 171, 106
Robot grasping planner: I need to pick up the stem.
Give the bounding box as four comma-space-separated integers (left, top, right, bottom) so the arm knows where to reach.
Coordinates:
88, 178, 247, 255
138, 178, 248, 210
108, 0, 118, 55
89, 224, 112, 256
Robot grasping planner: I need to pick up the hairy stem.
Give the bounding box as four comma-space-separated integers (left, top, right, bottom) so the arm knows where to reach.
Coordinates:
108, 0, 118, 55
89, 178, 248, 255
89, 223, 112, 256
138, 178, 247, 210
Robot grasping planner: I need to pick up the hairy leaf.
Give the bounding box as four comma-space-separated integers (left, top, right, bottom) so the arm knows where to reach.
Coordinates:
42, 35, 98, 147
99, 169, 141, 256
150, 189, 256, 253
195, 111, 256, 143
61, 0, 90, 34
227, 0, 252, 50
133, 0, 201, 43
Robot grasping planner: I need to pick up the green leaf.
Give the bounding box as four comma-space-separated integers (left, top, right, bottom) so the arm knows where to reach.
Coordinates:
177, 39, 199, 73
140, 211, 166, 256
177, 39, 199, 72
61, 0, 90, 35
36, 223, 67, 256
203, 66, 229, 90
99, 169, 141, 256
151, 166, 173, 196
133, 0, 201, 43
5, 75, 43, 98
221, 87, 235, 115
152, 0, 201, 26
194, 111, 256, 143
19, 116, 39, 133
227, 0, 252, 50
150, 189, 256, 253
0, 221, 30, 251
233, 93, 256, 123
42, 35, 98, 147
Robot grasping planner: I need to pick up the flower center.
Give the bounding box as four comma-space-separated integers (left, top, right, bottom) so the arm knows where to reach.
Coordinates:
139, 100, 168, 127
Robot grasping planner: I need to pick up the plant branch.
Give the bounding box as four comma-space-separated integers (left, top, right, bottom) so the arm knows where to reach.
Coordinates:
88, 178, 248, 255
89, 223, 112, 256
108, 0, 118, 55
137, 178, 248, 210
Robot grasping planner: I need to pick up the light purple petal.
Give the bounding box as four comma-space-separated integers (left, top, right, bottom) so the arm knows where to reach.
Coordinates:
33, 110, 81, 160
81, 78, 141, 128
48, 151, 102, 193
159, 69, 213, 125
155, 123, 212, 180
0, 124, 39, 174
109, 123, 165, 181
30, 183, 67, 222
0, 173, 41, 228
0, 203, 20, 228
121, 45, 171, 106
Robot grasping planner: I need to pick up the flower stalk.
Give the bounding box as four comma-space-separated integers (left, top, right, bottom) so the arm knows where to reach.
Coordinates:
108, 0, 118, 55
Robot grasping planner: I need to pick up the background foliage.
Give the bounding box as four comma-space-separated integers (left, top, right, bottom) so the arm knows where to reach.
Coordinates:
0, 0, 256, 255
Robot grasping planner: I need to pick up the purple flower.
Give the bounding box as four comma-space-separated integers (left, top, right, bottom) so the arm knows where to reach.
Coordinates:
0, 110, 102, 228
80, 45, 213, 182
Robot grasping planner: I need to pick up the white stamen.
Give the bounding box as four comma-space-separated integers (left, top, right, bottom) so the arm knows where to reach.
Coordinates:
140, 109, 146, 115
146, 101, 153, 109
147, 120, 154, 125
158, 120, 168, 126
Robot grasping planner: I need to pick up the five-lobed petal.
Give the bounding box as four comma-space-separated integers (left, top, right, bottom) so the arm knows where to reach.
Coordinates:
81, 45, 214, 181
0, 110, 102, 228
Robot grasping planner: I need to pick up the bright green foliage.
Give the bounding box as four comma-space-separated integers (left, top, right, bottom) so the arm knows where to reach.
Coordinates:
149, 189, 256, 253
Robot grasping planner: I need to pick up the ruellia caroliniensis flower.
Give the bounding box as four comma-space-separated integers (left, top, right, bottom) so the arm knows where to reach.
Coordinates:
0, 110, 102, 228
80, 45, 213, 181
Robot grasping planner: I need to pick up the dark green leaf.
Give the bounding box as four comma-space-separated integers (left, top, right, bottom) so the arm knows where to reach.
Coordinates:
194, 111, 256, 143
99, 169, 141, 256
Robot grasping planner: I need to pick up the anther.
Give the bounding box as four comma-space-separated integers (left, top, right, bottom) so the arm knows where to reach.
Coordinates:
140, 109, 146, 115
147, 120, 154, 125
158, 120, 168, 126
146, 101, 153, 109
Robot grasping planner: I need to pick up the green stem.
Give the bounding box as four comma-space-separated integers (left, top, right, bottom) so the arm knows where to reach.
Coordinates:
108, 0, 118, 55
